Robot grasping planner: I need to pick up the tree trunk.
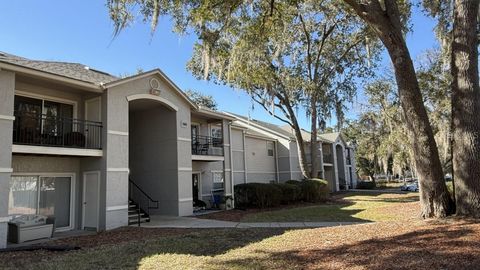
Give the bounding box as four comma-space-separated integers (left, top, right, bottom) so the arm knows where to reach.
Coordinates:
310, 97, 319, 178
344, 0, 454, 218
451, 0, 480, 217
282, 97, 311, 179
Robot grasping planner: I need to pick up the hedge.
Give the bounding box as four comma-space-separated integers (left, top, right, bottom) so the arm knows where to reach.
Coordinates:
275, 183, 302, 204
356, 181, 376, 189
301, 178, 329, 202
234, 183, 281, 208
235, 179, 329, 208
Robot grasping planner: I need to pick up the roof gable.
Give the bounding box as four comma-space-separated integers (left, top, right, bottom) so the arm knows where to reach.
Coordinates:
104, 69, 198, 109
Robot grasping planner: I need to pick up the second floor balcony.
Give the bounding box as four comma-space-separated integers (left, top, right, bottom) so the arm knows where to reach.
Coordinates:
13, 111, 103, 150
191, 135, 224, 157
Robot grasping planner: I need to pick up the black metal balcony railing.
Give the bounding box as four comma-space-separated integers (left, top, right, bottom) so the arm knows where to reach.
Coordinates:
191, 135, 224, 156
13, 111, 102, 149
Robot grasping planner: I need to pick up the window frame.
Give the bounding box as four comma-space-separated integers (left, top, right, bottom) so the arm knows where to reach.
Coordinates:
266, 141, 275, 157
15, 90, 78, 119
9, 172, 76, 232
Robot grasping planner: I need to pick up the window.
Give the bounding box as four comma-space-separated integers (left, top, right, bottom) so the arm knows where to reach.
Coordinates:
267, 141, 274, 157
14, 95, 74, 137
210, 124, 223, 147
9, 175, 73, 230
210, 124, 222, 138
212, 171, 224, 189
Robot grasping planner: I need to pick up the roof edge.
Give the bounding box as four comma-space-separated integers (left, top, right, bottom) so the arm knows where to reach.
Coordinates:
0, 62, 103, 92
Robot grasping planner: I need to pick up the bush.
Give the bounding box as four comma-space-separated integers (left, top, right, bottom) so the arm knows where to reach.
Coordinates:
300, 179, 329, 202
285, 180, 302, 186
234, 183, 282, 208
356, 181, 376, 189
275, 183, 302, 204
234, 179, 329, 208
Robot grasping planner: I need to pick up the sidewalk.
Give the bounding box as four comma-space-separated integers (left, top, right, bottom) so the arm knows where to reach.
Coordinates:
141, 215, 367, 229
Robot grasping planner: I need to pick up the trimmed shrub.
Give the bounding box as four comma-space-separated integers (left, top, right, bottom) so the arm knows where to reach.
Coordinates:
234, 183, 282, 208
234, 179, 329, 208
275, 183, 302, 204
356, 181, 376, 190
285, 180, 302, 186
301, 178, 329, 202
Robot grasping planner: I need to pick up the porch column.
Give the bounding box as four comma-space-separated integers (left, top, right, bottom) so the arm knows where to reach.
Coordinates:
0, 70, 15, 248
342, 146, 349, 190
319, 144, 325, 179
104, 90, 129, 229
222, 120, 233, 208
332, 144, 340, 192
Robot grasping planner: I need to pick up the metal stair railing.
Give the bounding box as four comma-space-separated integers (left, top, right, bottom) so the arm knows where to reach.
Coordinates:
128, 178, 159, 226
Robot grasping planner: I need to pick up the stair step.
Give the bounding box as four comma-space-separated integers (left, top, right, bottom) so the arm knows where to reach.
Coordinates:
128, 213, 148, 218
128, 217, 150, 225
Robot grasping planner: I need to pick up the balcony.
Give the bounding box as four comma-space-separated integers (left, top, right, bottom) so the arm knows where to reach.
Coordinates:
12, 111, 102, 154
191, 135, 224, 161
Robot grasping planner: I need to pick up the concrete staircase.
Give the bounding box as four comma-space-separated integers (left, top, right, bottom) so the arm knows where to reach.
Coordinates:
128, 200, 151, 226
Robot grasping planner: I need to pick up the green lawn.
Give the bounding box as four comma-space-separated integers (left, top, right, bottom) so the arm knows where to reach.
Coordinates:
3, 219, 479, 270
3, 191, 476, 270
240, 192, 419, 222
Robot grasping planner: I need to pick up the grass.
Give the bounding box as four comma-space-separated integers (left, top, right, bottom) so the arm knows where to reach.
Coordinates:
2, 191, 477, 270
2, 219, 480, 270
237, 191, 420, 222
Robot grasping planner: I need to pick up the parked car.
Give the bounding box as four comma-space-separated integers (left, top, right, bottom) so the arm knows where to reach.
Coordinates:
401, 182, 419, 192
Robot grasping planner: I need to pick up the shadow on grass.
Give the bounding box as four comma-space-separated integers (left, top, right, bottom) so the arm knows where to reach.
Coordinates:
346, 196, 420, 203
217, 224, 480, 270
2, 228, 290, 270
241, 204, 369, 223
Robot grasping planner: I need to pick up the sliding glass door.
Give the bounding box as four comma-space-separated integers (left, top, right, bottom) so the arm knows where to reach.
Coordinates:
8, 175, 74, 230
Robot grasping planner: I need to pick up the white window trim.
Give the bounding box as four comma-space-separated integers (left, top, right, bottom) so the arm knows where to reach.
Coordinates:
15, 90, 78, 120
266, 141, 275, 157
212, 171, 224, 184
10, 172, 76, 232
208, 123, 223, 138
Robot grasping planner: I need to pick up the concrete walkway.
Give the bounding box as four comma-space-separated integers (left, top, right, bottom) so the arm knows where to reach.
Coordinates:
140, 215, 366, 229
348, 188, 409, 194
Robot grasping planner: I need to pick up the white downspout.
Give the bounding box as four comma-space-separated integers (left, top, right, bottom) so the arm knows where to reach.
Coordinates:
274, 140, 279, 183
229, 122, 234, 208
243, 130, 248, 184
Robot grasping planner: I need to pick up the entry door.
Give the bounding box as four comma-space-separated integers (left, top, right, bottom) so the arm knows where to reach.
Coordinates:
192, 173, 200, 202
83, 171, 100, 230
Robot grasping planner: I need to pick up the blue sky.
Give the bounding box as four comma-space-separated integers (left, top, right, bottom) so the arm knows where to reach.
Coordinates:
0, 1, 438, 130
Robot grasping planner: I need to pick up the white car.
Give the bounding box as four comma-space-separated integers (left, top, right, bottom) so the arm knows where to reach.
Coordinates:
401, 182, 419, 192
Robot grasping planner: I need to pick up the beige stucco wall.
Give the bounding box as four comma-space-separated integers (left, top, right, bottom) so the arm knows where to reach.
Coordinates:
0, 70, 15, 248
244, 136, 276, 183
107, 73, 194, 219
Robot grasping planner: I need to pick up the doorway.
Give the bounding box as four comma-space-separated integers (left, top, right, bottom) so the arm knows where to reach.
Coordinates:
82, 171, 100, 231
192, 173, 201, 203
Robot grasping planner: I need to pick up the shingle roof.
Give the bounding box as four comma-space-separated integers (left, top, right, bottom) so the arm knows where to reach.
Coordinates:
318, 132, 340, 143
229, 113, 296, 139
229, 113, 343, 143
0, 52, 118, 85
